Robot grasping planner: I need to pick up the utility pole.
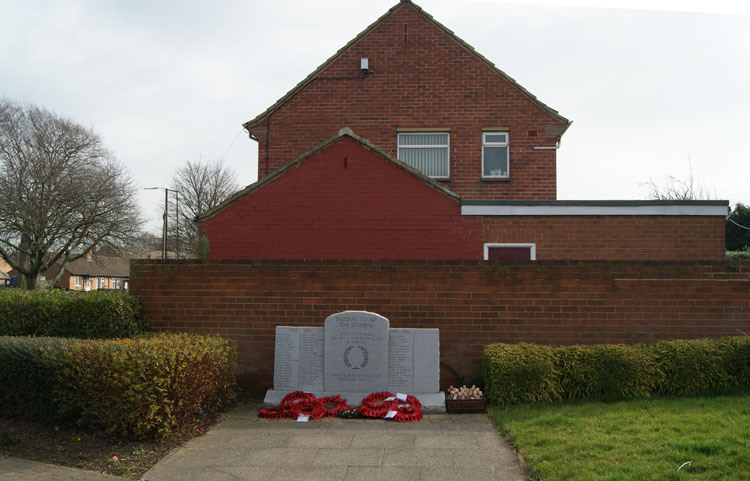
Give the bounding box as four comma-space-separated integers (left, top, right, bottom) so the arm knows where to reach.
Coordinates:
145, 187, 171, 260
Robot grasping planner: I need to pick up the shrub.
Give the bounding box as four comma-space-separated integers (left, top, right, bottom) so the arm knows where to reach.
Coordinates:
481, 336, 750, 405
718, 336, 750, 388
725, 249, 750, 261
51, 333, 238, 439
556, 344, 662, 400
0, 289, 148, 339
646, 338, 730, 395
482, 343, 560, 405
0, 336, 72, 422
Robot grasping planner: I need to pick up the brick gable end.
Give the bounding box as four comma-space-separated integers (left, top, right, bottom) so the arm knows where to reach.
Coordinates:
248, 2, 567, 200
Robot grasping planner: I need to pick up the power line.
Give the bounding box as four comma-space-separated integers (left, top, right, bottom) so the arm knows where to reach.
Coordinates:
728, 218, 750, 231
220, 128, 244, 160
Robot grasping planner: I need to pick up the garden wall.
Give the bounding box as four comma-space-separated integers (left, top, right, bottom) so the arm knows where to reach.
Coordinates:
130, 260, 750, 388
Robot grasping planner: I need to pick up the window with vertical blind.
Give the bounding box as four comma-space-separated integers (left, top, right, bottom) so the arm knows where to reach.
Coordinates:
397, 132, 450, 178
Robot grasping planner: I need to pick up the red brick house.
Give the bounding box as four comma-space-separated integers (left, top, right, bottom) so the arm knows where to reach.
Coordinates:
197, 0, 727, 261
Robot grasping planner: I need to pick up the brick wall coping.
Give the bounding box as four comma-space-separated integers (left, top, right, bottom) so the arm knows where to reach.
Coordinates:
130, 259, 749, 268
462, 199, 729, 216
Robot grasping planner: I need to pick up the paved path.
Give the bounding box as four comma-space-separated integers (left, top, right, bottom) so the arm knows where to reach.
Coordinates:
0, 456, 117, 480
0, 402, 530, 481
142, 402, 530, 481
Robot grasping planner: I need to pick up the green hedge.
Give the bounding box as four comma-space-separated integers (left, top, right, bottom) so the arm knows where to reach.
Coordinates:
0, 289, 148, 339
556, 344, 662, 400
0, 336, 72, 422
481, 336, 750, 405
0, 334, 237, 439
482, 343, 559, 404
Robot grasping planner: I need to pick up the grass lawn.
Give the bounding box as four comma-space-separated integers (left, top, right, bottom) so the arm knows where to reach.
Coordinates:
488, 394, 750, 481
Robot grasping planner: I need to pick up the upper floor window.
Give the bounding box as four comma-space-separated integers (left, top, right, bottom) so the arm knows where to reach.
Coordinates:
397, 132, 450, 179
482, 132, 509, 178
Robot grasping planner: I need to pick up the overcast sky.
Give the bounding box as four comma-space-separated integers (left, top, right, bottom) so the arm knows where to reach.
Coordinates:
2, 0, 748, 233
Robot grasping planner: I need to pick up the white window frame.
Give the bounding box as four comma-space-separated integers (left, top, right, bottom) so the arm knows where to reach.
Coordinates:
483, 243, 536, 260
74, 276, 81, 287
482, 132, 510, 179
97, 277, 106, 289
397, 132, 450, 179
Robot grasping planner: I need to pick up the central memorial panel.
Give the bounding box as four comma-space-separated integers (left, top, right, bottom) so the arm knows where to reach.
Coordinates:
324, 311, 389, 392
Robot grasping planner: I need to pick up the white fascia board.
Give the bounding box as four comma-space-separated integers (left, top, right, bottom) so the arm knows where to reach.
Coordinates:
461, 204, 728, 216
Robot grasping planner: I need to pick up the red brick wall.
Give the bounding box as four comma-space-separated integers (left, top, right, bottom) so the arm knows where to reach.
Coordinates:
200, 136, 484, 260
249, 3, 566, 200
200, 136, 724, 261
482, 216, 726, 261
130, 260, 750, 389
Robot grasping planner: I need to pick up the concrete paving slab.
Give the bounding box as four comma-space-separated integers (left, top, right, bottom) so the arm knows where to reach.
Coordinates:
267, 465, 347, 481
239, 447, 319, 466
381, 448, 455, 467
287, 432, 354, 448
344, 466, 421, 481
421, 465, 502, 481
312, 447, 384, 466
193, 465, 276, 481
0, 456, 117, 481
414, 433, 479, 448
350, 432, 415, 448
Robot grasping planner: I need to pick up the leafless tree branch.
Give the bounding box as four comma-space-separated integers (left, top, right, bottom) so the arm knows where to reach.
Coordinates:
167, 158, 239, 258
0, 98, 143, 289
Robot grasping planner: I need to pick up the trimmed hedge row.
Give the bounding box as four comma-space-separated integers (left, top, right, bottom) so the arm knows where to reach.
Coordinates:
0, 333, 237, 439
481, 336, 750, 405
0, 336, 70, 422
0, 289, 148, 339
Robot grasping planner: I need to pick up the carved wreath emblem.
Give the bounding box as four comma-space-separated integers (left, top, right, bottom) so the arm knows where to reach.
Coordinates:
343, 345, 369, 370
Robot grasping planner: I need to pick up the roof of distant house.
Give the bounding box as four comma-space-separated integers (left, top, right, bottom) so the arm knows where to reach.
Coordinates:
65, 256, 130, 278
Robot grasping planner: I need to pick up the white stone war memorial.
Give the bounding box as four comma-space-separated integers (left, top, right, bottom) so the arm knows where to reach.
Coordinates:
265, 311, 445, 412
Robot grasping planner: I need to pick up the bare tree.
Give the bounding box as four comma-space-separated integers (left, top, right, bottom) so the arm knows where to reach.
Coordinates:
169, 159, 238, 258
0, 99, 142, 289
643, 158, 714, 200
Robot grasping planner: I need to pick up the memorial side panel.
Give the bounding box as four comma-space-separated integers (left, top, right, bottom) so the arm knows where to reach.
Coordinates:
273, 327, 300, 390
387, 329, 414, 392
298, 328, 325, 392
413, 329, 440, 393
273, 326, 324, 391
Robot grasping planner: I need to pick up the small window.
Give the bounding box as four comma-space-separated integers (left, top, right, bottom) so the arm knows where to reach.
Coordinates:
97, 277, 106, 289
74, 276, 81, 287
397, 132, 450, 178
482, 132, 509, 178
484, 243, 536, 260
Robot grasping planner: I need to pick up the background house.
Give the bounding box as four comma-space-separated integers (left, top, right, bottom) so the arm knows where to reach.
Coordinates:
198, 0, 727, 262
0, 260, 10, 287
56, 255, 130, 291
